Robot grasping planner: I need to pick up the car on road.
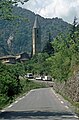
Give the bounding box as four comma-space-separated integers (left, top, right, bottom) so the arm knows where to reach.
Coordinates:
35, 76, 43, 80
25, 73, 33, 79
43, 75, 52, 81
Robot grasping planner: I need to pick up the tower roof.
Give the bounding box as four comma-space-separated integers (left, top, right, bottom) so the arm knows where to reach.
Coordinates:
33, 15, 40, 28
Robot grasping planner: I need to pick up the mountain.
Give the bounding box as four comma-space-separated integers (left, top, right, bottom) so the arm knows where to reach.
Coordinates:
0, 6, 72, 56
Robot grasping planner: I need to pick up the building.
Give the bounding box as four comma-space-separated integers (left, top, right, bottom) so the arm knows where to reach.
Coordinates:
0, 52, 30, 64
32, 15, 41, 55
0, 55, 16, 64
16, 52, 30, 62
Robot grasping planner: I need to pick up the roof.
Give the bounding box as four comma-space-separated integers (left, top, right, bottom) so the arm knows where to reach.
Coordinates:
0, 55, 16, 60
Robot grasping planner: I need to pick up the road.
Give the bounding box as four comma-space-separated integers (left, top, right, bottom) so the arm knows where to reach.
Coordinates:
0, 88, 78, 120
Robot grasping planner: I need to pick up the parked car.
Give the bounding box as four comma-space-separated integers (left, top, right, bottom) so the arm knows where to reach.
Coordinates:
43, 76, 52, 81
35, 76, 43, 80
25, 73, 33, 79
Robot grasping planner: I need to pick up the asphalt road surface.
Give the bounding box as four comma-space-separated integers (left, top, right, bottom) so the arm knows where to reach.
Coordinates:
0, 88, 78, 120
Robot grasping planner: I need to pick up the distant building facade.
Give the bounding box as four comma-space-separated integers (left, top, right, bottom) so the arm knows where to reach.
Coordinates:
16, 52, 30, 62
32, 15, 41, 55
0, 52, 30, 64
0, 55, 16, 64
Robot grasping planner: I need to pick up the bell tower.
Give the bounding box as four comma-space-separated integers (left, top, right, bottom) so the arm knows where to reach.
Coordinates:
32, 15, 41, 55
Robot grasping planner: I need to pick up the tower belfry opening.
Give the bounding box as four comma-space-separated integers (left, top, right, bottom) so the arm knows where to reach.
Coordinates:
32, 15, 41, 56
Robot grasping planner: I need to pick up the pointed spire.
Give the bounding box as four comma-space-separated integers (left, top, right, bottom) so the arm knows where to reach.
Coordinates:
33, 15, 40, 28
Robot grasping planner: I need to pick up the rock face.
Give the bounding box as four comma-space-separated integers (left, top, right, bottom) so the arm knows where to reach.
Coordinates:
53, 73, 79, 102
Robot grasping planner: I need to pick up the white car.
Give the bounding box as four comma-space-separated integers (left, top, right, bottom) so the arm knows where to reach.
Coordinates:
43, 76, 52, 81
35, 76, 42, 80
26, 73, 33, 79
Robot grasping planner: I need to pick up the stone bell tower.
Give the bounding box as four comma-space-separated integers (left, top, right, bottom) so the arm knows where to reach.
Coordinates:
32, 15, 41, 56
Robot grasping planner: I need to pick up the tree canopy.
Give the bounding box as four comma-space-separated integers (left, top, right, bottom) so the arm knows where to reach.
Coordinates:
0, 0, 29, 20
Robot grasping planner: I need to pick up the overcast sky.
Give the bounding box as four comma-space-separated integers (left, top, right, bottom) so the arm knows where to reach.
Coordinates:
19, 0, 79, 24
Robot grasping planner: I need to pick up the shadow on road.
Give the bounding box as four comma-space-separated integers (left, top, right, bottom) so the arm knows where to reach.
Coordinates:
0, 110, 75, 119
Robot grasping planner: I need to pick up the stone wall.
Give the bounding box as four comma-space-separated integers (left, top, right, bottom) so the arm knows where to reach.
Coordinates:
53, 73, 79, 102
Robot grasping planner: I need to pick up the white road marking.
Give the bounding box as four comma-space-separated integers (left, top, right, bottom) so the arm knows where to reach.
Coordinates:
25, 91, 31, 96
58, 98, 61, 101
51, 88, 55, 94
62, 115, 77, 118
61, 101, 64, 104
56, 95, 58, 98
14, 100, 18, 104
8, 104, 13, 108
65, 105, 69, 109
18, 91, 31, 101
1, 110, 5, 112
31, 89, 35, 92
22, 96, 25, 99
74, 115, 79, 118
19, 97, 22, 100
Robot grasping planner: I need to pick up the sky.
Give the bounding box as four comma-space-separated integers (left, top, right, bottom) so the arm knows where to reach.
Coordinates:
19, 0, 79, 24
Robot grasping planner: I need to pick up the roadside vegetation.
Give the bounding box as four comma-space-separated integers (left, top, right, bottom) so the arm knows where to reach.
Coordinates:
0, 62, 47, 109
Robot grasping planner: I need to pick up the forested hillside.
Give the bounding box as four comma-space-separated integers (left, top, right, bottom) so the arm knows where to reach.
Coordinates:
0, 6, 71, 56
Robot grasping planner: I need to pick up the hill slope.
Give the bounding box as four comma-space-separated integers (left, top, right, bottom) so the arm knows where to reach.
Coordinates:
0, 6, 71, 56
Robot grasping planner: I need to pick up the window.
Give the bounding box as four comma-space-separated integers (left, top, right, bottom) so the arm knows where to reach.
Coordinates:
37, 30, 38, 33
37, 35, 38, 38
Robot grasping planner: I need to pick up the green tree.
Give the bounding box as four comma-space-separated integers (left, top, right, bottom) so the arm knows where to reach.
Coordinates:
0, 0, 29, 20
43, 32, 54, 55
0, 62, 26, 101
70, 17, 78, 43
43, 41, 54, 55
